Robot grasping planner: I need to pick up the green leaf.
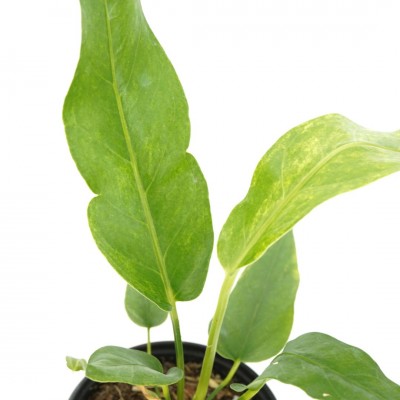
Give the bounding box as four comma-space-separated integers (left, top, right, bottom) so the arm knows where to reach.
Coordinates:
230, 383, 247, 393
66, 356, 87, 371
125, 284, 168, 328
248, 333, 400, 399
218, 114, 400, 270
63, 0, 213, 310
86, 346, 183, 386
217, 232, 298, 362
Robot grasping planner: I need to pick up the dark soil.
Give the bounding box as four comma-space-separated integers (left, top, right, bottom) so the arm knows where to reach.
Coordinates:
87, 358, 238, 400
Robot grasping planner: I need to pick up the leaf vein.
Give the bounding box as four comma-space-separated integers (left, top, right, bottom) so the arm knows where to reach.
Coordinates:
104, 0, 174, 305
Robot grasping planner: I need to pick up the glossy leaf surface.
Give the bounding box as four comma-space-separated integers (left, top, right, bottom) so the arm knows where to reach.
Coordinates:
218, 114, 400, 270
217, 232, 298, 362
125, 285, 168, 328
63, 0, 213, 310
249, 333, 400, 399
86, 346, 183, 386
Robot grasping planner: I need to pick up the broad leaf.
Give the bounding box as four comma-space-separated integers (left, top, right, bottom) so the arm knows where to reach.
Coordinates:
125, 285, 168, 328
86, 346, 183, 386
247, 333, 400, 399
218, 114, 400, 270
217, 232, 298, 362
63, 0, 213, 310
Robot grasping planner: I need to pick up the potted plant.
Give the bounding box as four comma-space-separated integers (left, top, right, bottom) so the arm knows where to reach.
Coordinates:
64, 0, 400, 399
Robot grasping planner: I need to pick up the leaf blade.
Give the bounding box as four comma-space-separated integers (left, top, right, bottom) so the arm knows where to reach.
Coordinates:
64, 0, 213, 309
86, 346, 183, 386
217, 232, 299, 362
249, 333, 400, 400
218, 114, 400, 270
125, 285, 168, 328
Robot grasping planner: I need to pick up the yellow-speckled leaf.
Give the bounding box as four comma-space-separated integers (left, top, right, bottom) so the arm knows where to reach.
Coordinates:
218, 114, 400, 270
63, 0, 213, 310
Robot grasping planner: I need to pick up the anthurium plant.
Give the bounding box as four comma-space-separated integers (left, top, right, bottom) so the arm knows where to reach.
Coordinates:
64, 0, 400, 399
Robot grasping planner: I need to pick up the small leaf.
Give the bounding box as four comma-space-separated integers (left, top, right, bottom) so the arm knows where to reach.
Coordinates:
66, 356, 87, 371
86, 346, 183, 386
249, 333, 400, 399
230, 383, 248, 392
125, 285, 168, 328
217, 232, 298, 362
218, 114, 400, 270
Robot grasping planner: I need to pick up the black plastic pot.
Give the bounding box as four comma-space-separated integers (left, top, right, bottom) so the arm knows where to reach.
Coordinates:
69, 341, 276, 400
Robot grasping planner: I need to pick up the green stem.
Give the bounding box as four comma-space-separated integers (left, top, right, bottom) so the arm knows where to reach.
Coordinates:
237, 388, 261, 400
207, 359, 241, 400
170, 303, 185, 400
162, 385, 172, 400
193, 270, 239, 400
147, 327, 151, 355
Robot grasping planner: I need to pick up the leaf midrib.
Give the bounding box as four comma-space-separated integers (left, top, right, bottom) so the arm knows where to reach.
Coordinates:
104, 0, 174, 307
232, 140, 400, 270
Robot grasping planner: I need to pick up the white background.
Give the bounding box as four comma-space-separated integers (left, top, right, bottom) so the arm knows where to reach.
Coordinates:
1, 0, 400, 399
